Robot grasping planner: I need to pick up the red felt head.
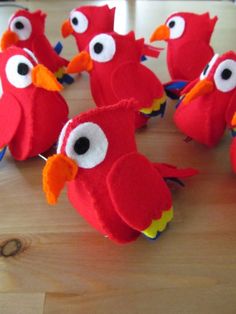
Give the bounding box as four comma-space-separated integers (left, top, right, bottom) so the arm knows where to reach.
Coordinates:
1, 10, 46, 50
61, 5, 115, 51
174, 51, 236, 147
150, 12, 217, 81
0, 46, 68, 160
151, 12, 217, 44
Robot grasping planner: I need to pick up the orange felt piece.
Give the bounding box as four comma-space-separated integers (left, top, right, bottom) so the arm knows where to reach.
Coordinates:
150, 25, 170, 42
43, 153, 78, 205
232, 113, 236, 127
66, 51, 93, 74
32, 64, 63, 91
183, 79, 214, 104
0, 30, 19, 51
61, 20, 73, 38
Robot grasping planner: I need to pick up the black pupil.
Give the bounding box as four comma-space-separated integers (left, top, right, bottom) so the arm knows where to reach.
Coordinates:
15, 21, 24, 30
94, 42, 103, 54
72, 17, 78, 26
169, 21, 175, 28
74, 137, 90, 155
17, 63, 29, 76
221, 68, 232, 80
203, 64, 209, 75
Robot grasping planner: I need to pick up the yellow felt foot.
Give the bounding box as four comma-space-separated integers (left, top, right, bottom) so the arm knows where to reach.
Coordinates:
142, 207, 174, 239
55, 67, 65, 79
139, 94, 167, 115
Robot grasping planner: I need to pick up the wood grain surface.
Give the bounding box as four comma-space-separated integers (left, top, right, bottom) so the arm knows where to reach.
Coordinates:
0, 1, 236, 313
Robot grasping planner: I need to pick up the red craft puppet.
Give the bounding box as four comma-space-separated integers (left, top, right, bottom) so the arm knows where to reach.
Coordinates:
66, 31, 166, 128
61, 5, 115, 52
150, 12, 217, 81
175, 51, 236, 171
225, 91, 236, 173
43, 99, 197, 244
0, 47, 68, 160
1, 10, 68, 78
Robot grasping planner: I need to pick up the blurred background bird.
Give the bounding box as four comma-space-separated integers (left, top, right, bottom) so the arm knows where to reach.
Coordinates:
174, 50, 236, 174
61, 5, 115, 52
0, 47, 68, 160
150, 12, 217, 81
0, 9, 69, 82
66, 31, 167, 128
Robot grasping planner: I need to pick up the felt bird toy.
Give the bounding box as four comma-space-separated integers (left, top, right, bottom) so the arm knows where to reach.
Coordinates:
230, 114, 236, 173
150, 12, 218, 81
43, 99, 197, 244
225, 93, 236, 173
0, 47, 68, 160
0, 9, 69, 80
174, 51, 236, 149
66, 31, 167, 128
61, 5, 115, 52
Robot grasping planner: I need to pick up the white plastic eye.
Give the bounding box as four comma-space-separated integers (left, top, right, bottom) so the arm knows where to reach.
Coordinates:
6, 55, 33, 88
214, 59, 236, 92
89, 34, 116, 63
65, 122, 108, 169
10, 16, 32, 40
57, 120, 72, 153
166, 16, 185, 39
200, 54, 219, 80
70, 10, 88, 34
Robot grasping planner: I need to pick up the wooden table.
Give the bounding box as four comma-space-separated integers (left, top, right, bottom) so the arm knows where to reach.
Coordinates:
0, 1, 236, 313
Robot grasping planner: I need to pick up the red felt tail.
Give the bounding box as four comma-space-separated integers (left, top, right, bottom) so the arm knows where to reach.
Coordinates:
210, 16, 218, 33
153, 162, 199, 179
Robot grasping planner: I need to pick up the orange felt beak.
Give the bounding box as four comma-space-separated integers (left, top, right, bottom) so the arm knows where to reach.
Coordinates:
1, 29, 19, 51
66, 51, 93, 74
232, 113, 236, 127
182, 79, 214, 105
61, 19, 73, 38
150, 25, 170, 42
31, 64, 63, 91
43, 154, 78, 205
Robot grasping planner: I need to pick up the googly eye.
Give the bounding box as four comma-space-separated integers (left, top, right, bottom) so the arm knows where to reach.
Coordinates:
214, 59, 236, 92
70, 10, 88, 34
6, 55, 33, 88
65, 122, 108, 169
200, 54, 219, 80
89, 34, 116, 63
166, 16, 185, 39
10, 16, 32, 40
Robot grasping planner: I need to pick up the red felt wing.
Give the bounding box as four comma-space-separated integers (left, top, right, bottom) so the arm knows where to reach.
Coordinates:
0, 93, 22, 148
33, 35, 68, 73
225, 91, 236, 127
112, 62, 164, 109
169, 41, 214, 81
106, 152, 172, 232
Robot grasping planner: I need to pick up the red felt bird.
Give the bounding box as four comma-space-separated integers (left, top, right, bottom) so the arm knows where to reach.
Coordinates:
1, 9, 68, 75
225, 91, 236, 173
43, 99, 197, 244
174, 51, 236, 149
150, 12, 218, 81
0, 47, 68, 160
66, 31, 167, 128
61, 5, 115, 52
